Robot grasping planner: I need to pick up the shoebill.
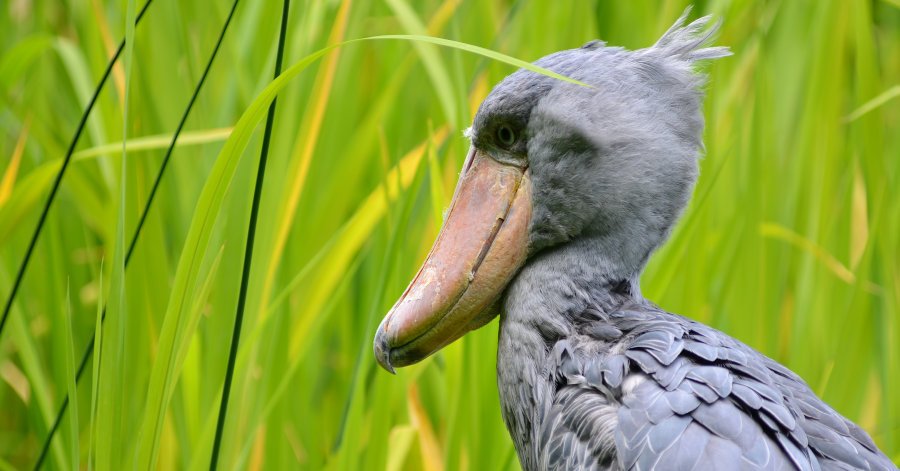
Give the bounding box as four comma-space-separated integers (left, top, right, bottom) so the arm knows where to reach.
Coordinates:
373, 11, 897, 471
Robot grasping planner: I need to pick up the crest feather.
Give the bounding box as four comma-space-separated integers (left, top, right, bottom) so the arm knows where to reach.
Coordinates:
654, 7, 731, 62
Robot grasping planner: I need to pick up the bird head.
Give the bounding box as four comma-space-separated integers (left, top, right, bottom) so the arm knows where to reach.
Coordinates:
374, 10, 730, 373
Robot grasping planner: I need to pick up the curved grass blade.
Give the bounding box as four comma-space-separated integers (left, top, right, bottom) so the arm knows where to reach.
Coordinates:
0, 0, 153, 345
73, 128, 233, 160
208, 0, 291, 468
0, 128, 232, 247
31, 0, 242, 467
844, 84, 900, 122
759, 222, 882, 293
0, 34, 54, 91
358, 35, 592, 88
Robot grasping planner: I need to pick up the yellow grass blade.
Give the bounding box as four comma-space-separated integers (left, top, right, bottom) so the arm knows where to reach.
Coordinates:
73, 127, 233, 160
0, 118, 29, 207
760, 222, 881, 293
257, 0, 353, 315
286, 126, 447, 357
408, 384, 444, 471
845, 85, 900, 122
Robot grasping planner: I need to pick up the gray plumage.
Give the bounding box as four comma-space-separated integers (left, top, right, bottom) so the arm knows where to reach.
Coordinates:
467, 10, 899, 471
501, 291, 895, 470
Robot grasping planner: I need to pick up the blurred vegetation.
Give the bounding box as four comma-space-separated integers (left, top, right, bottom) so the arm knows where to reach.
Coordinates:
1, 0, 898, 469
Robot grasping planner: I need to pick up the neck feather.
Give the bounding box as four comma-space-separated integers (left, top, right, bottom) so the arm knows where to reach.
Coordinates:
501, 235, 644, 345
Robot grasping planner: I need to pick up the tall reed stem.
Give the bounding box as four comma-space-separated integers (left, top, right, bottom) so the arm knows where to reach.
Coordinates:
208, 0, 291, 469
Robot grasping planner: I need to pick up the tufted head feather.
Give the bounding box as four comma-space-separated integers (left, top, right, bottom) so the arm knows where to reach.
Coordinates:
651, 7, 732, 63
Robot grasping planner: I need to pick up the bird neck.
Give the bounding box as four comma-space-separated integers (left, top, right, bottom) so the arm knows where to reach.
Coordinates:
496, 235, 641, 467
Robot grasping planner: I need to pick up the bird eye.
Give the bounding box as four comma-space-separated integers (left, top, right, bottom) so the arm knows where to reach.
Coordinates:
496, 125, 516, 148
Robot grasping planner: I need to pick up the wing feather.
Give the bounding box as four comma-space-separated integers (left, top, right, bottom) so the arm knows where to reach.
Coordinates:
533, 303, 898, 470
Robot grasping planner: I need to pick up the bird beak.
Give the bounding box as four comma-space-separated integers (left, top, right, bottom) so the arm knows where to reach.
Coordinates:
374, 147, 531, 373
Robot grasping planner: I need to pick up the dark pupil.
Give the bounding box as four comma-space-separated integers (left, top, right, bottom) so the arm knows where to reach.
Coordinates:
497, 126, 515, 146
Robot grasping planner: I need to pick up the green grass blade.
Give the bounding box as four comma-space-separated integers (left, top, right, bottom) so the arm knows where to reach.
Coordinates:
0, 34, 54, 90
4, 281, 67, 470
93, 0, 138, 467
845, 85, 900, 122
63, 283, 79, 470
87, 265, 104, 471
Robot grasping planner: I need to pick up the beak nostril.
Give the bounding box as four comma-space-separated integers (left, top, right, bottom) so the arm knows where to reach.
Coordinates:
462, 147, 477, 175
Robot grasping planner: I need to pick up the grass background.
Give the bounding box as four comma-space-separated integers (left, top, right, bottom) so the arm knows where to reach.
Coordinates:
1, 0, 899, 469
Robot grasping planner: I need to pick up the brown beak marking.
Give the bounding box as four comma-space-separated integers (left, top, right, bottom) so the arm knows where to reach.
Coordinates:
374, 147, 532, 373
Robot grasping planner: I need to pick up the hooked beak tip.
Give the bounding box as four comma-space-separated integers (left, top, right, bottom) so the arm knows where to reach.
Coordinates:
373, 327, 396, 374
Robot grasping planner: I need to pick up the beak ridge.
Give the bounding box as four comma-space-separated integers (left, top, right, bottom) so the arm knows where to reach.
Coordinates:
373, 148, 531, 371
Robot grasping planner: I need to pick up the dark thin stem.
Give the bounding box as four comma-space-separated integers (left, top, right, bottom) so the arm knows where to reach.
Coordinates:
31, 0, 241, 468
208, 0, 290, 468
0, 0, 153, 344
124, 0, 241, 266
